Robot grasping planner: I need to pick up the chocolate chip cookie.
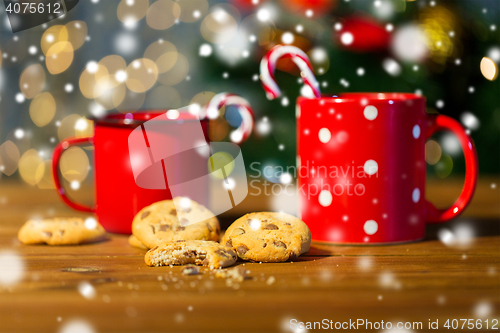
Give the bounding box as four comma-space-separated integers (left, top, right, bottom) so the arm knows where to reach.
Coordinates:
18, 217, 107, 245
221, 212, 311, 262
145, 240, 237, 269
132, 197, 220, 248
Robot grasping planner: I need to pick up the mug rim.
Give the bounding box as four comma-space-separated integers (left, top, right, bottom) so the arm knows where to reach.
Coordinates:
88, 110, 208, 127
298, 92, 426, 103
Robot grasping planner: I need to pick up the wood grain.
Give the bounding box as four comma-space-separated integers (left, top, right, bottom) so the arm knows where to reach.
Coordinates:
0, 180, 499, 332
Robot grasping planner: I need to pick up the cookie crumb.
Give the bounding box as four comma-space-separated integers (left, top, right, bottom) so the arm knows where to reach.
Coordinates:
215, 267, 249, 282
182, 265, 200, 276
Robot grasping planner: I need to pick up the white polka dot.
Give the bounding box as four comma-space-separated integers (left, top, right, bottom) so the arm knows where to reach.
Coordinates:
363, 105, 378, 120
364, 160, 378, 175
318, 128, 331, 143
318, 190, 333, 207
364, 220, 378, 235
412, 124, 421, 139
412, 188, 420, 203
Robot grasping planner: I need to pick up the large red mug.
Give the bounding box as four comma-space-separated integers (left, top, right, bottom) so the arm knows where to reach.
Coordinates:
297, 93, 478, 244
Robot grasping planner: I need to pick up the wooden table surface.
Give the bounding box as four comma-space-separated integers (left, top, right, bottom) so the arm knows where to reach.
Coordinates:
0, 179, 499, 333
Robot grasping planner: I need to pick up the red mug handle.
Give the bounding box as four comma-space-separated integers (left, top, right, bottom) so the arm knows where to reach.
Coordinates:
52, 137, 96, 213
425, 114, 478, 223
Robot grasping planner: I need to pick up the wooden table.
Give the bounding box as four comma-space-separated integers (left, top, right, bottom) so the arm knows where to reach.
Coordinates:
0, 179, 499, 332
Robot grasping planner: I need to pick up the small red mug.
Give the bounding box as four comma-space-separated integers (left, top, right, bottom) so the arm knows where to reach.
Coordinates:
52, 112, 208, 234
297, 93, 478, 244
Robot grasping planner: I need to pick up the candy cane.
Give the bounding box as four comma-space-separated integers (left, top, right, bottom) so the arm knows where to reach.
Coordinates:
260, 45, 321, 100
203, 93, 254, 143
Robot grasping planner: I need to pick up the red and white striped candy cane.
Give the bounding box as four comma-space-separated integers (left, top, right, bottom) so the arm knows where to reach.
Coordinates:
260, 44, 321, 100
204, 93, 254, 144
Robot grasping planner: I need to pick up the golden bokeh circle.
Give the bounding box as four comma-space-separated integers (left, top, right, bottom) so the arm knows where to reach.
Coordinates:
144, 40, 178, 74
65, 21, 88, 51
480, 57, 498, 81
0, 140, 20, 176
19, 64, 46, 99
117, 0, 150, 23
98, 55, 127, 88
79, 64, 110, 99
157, 53, 189, 86
425, 139, 442, 165
189, 91, 216, 108
96, 83, 126, 110
46, 41, 74, 75
59, 146, 90, 183
41, 25, 68, 55
146, 0, 181, 30
29, 92, 56, 127
74, 117, 95, 138
19, 149, 44, 186
126, 58, 158, 93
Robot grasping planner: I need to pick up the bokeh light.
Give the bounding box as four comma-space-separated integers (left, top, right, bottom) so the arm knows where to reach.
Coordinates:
144, 40, 178, 74
19, 64, 46, 99
146, 86, 182, 109
240, 14, 277, 46
201, 7, 238, 44
419, 6, 457, 65
59, 146, 90, 183
157, 53, 189, 86
41, 25, 68, 55
480, 57, 498, 81
115, 89, 146, 113
0, 141, 21, 176
74, 117, 95, 138
307, 48, 330, 75
190, 91, 216, 109
19, 149, 44, 185
425, 139, 442, 165
98, 55, 127, 88
391, 24, 428, 63
0, 251, 24, 287
29, 92, 56, 127
146, 0, 181, 30
79, 63, 110, 99
46, 42, 74, 74
65, 21, 88, 50
58, 114, 83, 141
178, 0, 209, 23
96, 83, 126, 110
125, 58, 158, 93
435, 153, 453, 178
208, 151, 235, 179
117, 0, 150, 25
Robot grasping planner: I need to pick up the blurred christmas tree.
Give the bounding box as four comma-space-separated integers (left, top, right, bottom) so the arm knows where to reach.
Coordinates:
0, 0, 498, 188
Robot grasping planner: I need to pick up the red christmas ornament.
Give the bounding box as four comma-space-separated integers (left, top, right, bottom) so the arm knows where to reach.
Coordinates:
334, 15, 390, 53
280, 0, 336, 18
